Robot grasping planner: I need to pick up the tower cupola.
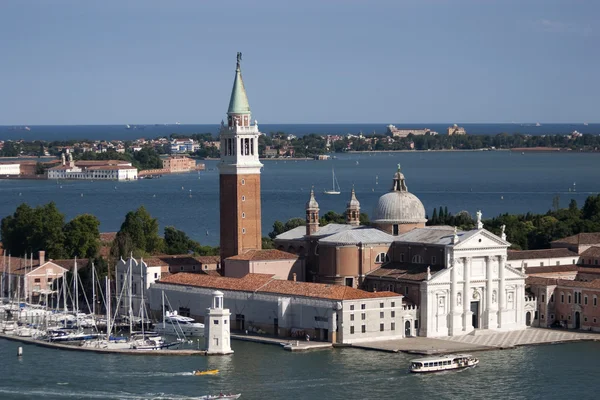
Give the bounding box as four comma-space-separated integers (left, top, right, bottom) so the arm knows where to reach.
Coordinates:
346, 186, 361, 226
306, 188, 320, 236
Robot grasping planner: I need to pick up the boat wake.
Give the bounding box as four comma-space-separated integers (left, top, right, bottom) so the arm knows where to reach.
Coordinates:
0, 388, 212, 400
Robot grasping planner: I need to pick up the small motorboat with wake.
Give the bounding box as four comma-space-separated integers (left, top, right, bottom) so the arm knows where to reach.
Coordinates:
199, 393, 241, 400
193, 369, 219, 376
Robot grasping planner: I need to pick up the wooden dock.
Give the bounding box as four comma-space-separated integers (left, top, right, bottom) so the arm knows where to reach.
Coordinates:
0, 333, 208, 356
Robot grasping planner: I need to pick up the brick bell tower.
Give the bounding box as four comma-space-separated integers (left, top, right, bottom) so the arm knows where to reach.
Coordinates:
219, 52, 263, 266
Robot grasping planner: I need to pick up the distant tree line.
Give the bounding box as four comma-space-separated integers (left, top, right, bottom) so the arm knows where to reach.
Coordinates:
427, 195, 600, 250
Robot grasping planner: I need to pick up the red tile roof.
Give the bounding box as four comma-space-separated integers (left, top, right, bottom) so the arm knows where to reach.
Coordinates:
227, 249, 298, 261
508, 248, 579, 260
580, 246, 600, 258
100, 232, 117, 243
525, 265, 579, 274
367, 263, 444, 282
158, 273, 399, 301
552, 233, 600, 245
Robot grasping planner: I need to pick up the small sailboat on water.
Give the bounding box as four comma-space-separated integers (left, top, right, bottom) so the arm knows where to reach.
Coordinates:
323, 168, 341, 195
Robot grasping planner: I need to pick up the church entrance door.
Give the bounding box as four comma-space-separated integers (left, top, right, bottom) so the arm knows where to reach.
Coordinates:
470, 301, 480, 329
575, 312, 581, 329
405, 321, 411, 337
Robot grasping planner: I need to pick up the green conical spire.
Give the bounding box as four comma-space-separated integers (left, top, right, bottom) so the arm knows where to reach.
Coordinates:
227, 52, 251, 115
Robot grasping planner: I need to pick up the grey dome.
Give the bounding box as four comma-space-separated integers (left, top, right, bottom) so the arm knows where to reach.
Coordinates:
372, 191, 426, 224
372, 165, 426, 224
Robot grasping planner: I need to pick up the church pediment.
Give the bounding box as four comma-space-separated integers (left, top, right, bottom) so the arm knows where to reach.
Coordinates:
453, 229, 510, 250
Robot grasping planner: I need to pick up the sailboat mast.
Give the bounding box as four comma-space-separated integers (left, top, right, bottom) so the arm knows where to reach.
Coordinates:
106, 276, 111, 340
128, 257, 133, 334
92, 263, 96, 316
162, 291, 165, 329
62, 270, 67, 313
74, 257, 79, 327
8, 255, 11, 302
2, 252, 5, 300
140, 258, 145, 337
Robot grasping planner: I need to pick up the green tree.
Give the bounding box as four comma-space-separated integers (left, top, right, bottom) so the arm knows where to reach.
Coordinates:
112, 206, 163, 257
164, 226, 195, 255
430, 208, 438, 225
63, 214, 101, 258
0, 202, 66, 258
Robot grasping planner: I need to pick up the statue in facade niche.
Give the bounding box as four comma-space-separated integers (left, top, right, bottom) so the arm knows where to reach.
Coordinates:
492, 290, 497, 303
457, 292, 462, 306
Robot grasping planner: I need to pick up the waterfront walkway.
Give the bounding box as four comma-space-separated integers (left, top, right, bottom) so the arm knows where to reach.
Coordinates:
350, 328, 600, 355
230, 333, 333, 352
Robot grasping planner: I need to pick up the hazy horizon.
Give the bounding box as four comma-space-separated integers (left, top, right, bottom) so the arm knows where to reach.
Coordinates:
1, 0, 598, 125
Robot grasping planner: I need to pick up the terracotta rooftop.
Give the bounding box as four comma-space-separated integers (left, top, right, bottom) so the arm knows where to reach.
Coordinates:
158, 273, 399, 301
100, 232, 117, 243
508, 248, 579, 260
526, 265, 579, 275
580, 246, 600, 258
227, 249, 298, 261
527, 276, 600, 290
552, 233, 600, 245
366, 263, 444, 282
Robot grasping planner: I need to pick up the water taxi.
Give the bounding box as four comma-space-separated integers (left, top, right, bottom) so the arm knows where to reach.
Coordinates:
409, 354, 479, 373
193, 369, 219, 376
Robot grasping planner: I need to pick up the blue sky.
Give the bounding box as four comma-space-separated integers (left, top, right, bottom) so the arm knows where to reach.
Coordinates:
0, 0, 597, 124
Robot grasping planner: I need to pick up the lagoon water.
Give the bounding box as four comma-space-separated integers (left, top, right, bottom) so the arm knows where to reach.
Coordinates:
1, 339, 599, 399
1, 151, 600, 246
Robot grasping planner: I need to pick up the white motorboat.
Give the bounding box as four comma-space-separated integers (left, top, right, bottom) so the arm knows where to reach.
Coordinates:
200, 394, 241, 400
155, 311, 205, 337
409, 354, 479, 373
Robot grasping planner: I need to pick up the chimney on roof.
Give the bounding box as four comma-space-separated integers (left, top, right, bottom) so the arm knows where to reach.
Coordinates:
38, 250, 45, 265
292, 273, 297, 282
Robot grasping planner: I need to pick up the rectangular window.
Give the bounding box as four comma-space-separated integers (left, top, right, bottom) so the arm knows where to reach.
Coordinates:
380, 302, 384, 308
561, 294, 564, 303
391, 322, 395, 331
556, 261, 560, 266
391, 301, 395, 307
540, 262, 544, 267
594, 297, 598, 306
361, 313, 366, 320
361, 304, 366, 310
350, 326, 354, 334
224, 319, 228, 325
550, 294, 554, 303
541, 314, 545, 320
380, 312, 384, 318
391, 311, 395, 318
213, 320, 219, 325
345, 277, 353, 287
415, 320, 419, 329
380, 323, 384, 332
350, 305, 355, 311
47, 278, 52, 283
541, 294, 545, 303
361, 325, 366, 333
154, 273, 158, 279
568, 294, 571, 304
350, 314, 354, 321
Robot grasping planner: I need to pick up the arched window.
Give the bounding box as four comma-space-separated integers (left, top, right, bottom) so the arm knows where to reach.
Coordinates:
412, 255, 424, 264
375, 252, 389, 264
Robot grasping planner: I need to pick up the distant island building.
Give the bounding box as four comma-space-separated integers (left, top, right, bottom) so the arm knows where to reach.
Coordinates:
170, 138, 199, 153
447, 124, 467, 135
161, 155, 199, 173
386, 125, 437, 138
47, 153, 138, 181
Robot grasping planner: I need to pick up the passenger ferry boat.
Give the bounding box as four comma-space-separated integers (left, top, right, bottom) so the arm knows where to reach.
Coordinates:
409, 354, 479, 373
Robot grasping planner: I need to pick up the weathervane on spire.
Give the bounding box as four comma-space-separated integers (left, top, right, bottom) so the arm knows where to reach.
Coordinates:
236, 52, 242, 69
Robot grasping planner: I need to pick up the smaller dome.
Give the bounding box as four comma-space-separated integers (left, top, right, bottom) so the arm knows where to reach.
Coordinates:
346, 187, 360, 209
306, 189, 319, 209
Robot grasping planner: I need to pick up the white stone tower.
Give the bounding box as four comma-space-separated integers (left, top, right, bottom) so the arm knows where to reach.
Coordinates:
204, 290, 233, 355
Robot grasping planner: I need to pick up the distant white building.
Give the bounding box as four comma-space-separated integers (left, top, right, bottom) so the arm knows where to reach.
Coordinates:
0, 163, 20, 176
47, 153, 138, 181
170, 139, 199, 154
